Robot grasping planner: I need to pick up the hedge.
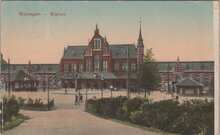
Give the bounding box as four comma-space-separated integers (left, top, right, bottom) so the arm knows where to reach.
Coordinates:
85, 97, 214, 135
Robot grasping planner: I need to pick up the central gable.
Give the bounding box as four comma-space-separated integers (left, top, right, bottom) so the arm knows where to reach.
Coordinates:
84, 25, 111, 57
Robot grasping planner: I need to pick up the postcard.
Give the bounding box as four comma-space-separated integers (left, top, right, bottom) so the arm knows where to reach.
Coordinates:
0, 1, 218, 135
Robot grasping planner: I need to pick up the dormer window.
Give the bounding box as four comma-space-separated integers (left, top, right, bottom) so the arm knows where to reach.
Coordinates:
93, 38, 101, 50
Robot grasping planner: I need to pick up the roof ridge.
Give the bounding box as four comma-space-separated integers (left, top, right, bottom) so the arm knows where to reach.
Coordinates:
67, 45, 87, 47
109, 43, 134, 46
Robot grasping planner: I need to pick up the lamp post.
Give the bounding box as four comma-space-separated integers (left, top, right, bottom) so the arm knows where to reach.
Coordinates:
126, 46, 130, 99
86, 83, 89, 101
64, 80, 68, 94
110, 85, 113, 98
47, 78, 50, 110
43, 70, 46, 92
24, 77, 28, 91
8, 59, 10, 97
101, 72, 104, 98
75, 72, 78, 93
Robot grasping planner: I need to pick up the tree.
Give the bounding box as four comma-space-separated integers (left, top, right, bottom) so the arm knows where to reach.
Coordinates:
144, 48, 155, 62
138, 48, 160, 98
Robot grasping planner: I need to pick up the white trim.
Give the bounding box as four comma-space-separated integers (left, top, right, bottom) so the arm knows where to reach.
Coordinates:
214, 2, 219, 135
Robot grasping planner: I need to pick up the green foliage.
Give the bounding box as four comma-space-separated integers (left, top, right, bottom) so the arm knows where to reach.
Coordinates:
85, 96, 128, 119
171, 99, 214, 135
123, 98, 149, 119
144, 48, 155, 62
86, 97, 214, 135
141, 100, 181, 130
26, 98, 43, 107
17, 97, 26, 107
138, 62, 160, 90
138, 48, 160, 96
3, 114, 29, 131
3, 95, 21, 122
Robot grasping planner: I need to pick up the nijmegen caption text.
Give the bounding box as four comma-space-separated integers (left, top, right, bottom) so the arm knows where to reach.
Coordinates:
19, 12, 66, 17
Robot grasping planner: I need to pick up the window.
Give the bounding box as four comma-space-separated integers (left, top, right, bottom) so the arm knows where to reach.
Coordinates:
93, 39, 101, 50
64, 64, 68, 72
131, 63, 136, 71
122, 63, 127, 71
94, 55, 99, 71
103, 60, 108, 72
86, 59, 91, 72
79, 63, 83, 72
204, 74, 209, 87
114, 63, 119, 71
195, 74, 200, 82
71, 64, 77, 71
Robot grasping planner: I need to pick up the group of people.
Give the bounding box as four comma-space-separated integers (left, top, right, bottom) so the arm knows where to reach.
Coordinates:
75, 91, 83, 105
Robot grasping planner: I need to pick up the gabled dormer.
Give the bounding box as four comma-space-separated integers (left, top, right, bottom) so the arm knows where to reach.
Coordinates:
84, 25, 111, 56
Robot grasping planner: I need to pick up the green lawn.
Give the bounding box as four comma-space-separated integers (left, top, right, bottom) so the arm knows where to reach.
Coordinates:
2, 114, 29, 131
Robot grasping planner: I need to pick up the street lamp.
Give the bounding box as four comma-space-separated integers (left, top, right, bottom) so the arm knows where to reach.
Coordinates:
86, 83, 89, 101
74, 72, 78, 93
24, 77, 29, 91
101, 72, 104, 98
110, 85, 113, 98
43, 70, 46, 92
47, 78, 50, 110
64, 80, 68, 94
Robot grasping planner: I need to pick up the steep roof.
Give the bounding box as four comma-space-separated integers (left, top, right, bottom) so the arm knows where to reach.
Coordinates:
10, 70, 38, 82
157, 61, 214, 72
109, 44, 137, 58
62, 44, 137, 59
175, 78, 203, 87
63, 46, 87, 59
1, 64, 59, 73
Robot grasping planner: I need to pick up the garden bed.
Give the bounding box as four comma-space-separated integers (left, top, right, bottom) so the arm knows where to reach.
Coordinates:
2, 113, 29, 131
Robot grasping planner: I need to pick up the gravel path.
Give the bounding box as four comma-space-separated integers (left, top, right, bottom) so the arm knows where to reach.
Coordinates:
3, 90, 161, 135
3, 89, 211, 135
4, 109, 160, 135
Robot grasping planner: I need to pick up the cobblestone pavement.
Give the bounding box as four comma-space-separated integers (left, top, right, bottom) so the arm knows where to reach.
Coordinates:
3, 90, 161, 135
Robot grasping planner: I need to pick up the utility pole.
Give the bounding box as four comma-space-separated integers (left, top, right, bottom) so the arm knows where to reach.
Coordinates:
47, 78, 50, 110
43, 69, 45, 92
167, 62, 170, 93
75, 72, 77, 93
8, 59, 10, 97
126, 46, 130, 99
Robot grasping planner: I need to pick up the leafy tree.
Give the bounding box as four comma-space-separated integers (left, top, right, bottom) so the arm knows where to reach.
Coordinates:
144, 48, 155, 62
138, 48, 160, 98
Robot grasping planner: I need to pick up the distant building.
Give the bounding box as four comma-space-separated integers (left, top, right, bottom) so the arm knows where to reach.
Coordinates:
175, 78, 203, 95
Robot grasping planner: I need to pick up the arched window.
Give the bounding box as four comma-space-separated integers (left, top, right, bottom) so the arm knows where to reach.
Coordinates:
93, 39, 101, 50
94, 55, 99, 71
103, 60, 108, 72
86, 59, 91, 72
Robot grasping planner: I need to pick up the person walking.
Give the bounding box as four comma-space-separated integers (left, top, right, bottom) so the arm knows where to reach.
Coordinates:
75, 94, 80, 105
79, 92, 83, 103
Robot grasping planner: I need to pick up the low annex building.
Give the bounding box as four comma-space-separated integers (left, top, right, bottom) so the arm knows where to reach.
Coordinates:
175, 78, 203, 95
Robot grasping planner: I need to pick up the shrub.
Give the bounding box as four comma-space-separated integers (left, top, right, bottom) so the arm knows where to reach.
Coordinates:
17, 97, 26, 107
26, 98, 43, 107
3, 95, 20, 122
129, 110, 145, 125
123, 97, 149, 120
171, 99, 214, 135
139, 99, 181, 129
85, 96, 128, 118
85, 97, 214, 135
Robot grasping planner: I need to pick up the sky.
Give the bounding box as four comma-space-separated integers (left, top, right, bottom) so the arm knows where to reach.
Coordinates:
1, 1, 214, 64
